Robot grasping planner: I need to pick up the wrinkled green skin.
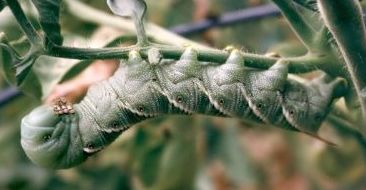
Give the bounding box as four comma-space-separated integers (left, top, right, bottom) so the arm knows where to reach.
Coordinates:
21, 49, 345, 169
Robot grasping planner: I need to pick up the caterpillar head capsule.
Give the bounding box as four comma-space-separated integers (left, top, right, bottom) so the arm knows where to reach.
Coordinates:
20, 105, 87, 169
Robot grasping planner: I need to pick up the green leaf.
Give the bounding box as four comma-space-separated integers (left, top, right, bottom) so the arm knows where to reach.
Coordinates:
217, 123, 258, 186
107, 0, 146, 18
107, 0, 148, 45
0, 54, 41, 98
31, 0, 63, 46
0, 32, 81, 99
0, 33, 42, 97
0, 33, 17, 84
135, 140, 166, 186
0, 35, 41, 98
152, 117, 198, 190
127, 119, 168, 187
15, 54, 39, 85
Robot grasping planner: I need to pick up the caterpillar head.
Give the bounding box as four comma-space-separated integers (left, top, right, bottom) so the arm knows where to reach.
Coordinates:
21, 105, 87, 169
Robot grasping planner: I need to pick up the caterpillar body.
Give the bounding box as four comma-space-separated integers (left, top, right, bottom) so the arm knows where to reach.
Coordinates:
21, 49, 345, 169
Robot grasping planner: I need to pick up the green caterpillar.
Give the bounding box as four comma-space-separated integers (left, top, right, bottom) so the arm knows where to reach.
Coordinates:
21, 49, 346, 169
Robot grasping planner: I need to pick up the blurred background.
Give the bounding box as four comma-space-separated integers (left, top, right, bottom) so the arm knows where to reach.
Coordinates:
1, 0, 366, 189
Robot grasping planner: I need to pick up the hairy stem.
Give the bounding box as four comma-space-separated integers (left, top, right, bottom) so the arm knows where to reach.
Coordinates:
5, 0, 42, 46
318, 0, 366, 135
271, 0, 316, 50
327, 114, 366, 155
46, 42, 322, 73
313, 25, 331, 51
134, 15, 149, 46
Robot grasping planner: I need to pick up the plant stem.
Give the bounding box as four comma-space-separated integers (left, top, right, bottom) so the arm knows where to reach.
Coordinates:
313, 25, 331, 51
271, 0, 316, 50
46, 43, 322, 73
5, 0, 42, 46
327, 114, 366, 155
134, 15, 149, 46
318, 0, 366, 135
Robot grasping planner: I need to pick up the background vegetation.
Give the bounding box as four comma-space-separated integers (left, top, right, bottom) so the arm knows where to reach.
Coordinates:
1, 0, 366, 189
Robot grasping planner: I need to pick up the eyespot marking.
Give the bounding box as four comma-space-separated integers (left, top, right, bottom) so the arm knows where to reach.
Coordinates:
43, 135, 51, 142
177, 96, 183, 103
138, 106, 144, 112
257, 103, 263, 109
289, 109, 295, 116
87, 143, 94, 149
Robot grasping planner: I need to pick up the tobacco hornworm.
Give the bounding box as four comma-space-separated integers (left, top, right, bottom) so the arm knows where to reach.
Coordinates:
20, 49, 346, 169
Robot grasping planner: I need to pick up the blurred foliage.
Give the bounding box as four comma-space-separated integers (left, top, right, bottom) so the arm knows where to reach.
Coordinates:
1, 0, 366, 190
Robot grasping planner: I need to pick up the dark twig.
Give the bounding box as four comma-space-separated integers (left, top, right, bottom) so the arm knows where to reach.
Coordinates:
170, 4, 281, 36
0, 87, 22, 107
